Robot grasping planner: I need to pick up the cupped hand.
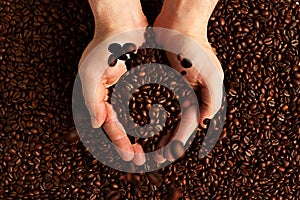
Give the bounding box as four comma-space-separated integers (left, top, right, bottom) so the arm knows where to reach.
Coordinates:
153, 0, 224, 162
78, 0, 148, 165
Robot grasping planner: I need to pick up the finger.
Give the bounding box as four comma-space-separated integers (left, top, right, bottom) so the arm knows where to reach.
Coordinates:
83, 80, 107, 128
132, 143, 145, 166
198, 86, 212, 127
82, 61, 127, 128
102, 102, 134, 161
152, 150, 166, 164
152, 134, 170, 163
170, 49, 223, 126
79, 37, 138, 128
164, 139, 186, 162
197, 69, 223, 126
164, 105, 198, 161
162, 51, 222, 136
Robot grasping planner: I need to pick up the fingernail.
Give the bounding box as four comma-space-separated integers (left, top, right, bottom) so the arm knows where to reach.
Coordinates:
91, 117, 99, 128
132, 144, 145, 166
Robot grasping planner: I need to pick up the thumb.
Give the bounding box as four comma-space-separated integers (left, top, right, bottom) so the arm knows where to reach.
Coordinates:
197, 70, 223, 127
79, 38, 111, 128
79, 49, 110, 128
81, 60, 127, 128
81, 58, 127, 128
82, 76, 108, 128
79, 39, 126, 128
78, 30, 147, 128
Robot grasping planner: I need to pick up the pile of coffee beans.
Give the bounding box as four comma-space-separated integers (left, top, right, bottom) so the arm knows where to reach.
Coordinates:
104, 26, 199, 154
114, 80, 183, 153
107, 38, 191, 153
0, 0, 299, 199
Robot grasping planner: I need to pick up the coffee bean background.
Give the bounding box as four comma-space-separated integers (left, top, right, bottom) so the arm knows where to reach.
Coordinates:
0, 0, 299, 199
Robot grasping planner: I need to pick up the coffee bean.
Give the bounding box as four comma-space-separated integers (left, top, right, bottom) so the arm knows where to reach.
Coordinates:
123, 43, 137, 53
125, 59, 134, 70
118, 54, 128, 61
108, 54, 118, 67
146, 172, 163, 187
105, 191, 121, 200
108, 43, 122, 54
63, 127, 79, 143
180, 58, 193, 68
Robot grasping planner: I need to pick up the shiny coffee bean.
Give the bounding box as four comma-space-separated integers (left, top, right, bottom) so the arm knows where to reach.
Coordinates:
181, 58, 193, 68
108, 43, 122, 54
108, 54, 118, 67
123, 43, 137, 53
118, 54, 128, 61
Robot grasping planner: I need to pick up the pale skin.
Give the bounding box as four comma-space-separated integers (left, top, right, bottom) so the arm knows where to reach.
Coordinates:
79, 0, 223, 165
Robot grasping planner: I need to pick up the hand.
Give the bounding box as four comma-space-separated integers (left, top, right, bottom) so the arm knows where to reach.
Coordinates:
78, 0, 148, 165
153, 0, 224, 162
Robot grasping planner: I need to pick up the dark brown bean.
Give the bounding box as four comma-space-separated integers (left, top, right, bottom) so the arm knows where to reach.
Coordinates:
123, 43, 137, 53
180, 58, 193, 68
108, 54, 118, 67
108, 43, 122, 54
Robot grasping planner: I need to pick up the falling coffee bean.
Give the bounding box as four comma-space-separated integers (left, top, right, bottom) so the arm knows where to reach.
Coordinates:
125, 59, 134, 70
130, 53, 142, 65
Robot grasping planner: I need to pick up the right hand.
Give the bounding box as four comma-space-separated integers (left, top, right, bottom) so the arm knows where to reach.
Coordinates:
152, 0, 224, 162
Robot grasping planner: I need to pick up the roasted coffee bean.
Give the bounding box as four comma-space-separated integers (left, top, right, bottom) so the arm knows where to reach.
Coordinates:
118, 54, 128, 61
180, 58, 193, 68
125, 61, 135, 71
130, 53, 142, 65
63, 127, 79, 144
147, 172, 163, 187
111, 40, 183, 151
105, 191, 121, 200
108, 43, 122, 54
116, 81, 181, 152
108, 54, 118, 67
123, 43, 137, 53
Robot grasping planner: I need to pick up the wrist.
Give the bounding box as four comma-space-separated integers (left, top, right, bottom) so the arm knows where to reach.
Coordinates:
88, 0, 146, 39
88, 0, 145, 26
